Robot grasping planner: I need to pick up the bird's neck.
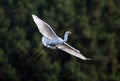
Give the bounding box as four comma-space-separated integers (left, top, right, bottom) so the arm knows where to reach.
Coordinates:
63, 32, 69, 42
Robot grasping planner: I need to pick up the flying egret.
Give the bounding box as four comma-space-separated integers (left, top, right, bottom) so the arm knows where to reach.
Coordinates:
32, 14, 91, 60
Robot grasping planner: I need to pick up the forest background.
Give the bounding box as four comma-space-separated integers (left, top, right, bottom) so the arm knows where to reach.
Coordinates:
0, 0, 120, 81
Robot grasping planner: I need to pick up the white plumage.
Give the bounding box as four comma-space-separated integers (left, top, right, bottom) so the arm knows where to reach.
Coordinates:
32, 14, 91, 60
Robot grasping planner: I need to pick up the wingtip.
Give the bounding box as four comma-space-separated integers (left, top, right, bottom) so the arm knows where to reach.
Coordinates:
84, 58, 91, 61
32, 14, 36, 18
32, 14, 41, 23
32, 14, 44, 23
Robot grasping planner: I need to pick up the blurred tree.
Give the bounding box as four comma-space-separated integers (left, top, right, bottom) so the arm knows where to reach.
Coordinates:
0, 0, 120, 81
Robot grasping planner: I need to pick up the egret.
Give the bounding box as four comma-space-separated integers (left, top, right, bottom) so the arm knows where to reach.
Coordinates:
32, 14, 91, 60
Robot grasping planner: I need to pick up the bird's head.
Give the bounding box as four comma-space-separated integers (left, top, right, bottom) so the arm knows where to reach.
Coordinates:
66, 31, 72, 35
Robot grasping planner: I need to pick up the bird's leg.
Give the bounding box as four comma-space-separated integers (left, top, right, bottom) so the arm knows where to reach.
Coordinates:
47, 44, 57, 49
52, 45, 58, 49
47, 45, 53, 49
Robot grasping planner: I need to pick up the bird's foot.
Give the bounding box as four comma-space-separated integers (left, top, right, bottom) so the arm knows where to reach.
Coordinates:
47, 45, 57, 49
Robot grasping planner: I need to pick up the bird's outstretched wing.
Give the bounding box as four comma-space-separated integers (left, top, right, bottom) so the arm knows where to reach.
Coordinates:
32, 14, 58, 39
57, 43, 91, 60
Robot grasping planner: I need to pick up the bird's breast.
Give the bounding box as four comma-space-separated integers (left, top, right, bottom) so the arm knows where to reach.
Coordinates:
49, 37, 64, 45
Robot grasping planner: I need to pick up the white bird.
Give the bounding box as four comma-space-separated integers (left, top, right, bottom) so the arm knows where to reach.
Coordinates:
32, 14, 91, 60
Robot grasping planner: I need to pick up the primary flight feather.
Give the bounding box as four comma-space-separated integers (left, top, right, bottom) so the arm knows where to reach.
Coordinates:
32, 14, 91, 60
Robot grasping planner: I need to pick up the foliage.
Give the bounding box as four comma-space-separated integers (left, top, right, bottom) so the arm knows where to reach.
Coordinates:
0, 0, 120, 81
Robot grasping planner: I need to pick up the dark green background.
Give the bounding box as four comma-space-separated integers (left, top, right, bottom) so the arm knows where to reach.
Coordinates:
0, 0, 120, 81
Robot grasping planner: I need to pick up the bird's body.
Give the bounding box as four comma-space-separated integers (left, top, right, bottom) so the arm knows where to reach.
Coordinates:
42, 36, 62, 49
42, 31, 71, 49
32, 14, 91, 60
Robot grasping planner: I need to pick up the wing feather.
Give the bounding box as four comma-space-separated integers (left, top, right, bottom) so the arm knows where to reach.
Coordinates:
32, 14, 58, 39
57, 43, 91, 60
